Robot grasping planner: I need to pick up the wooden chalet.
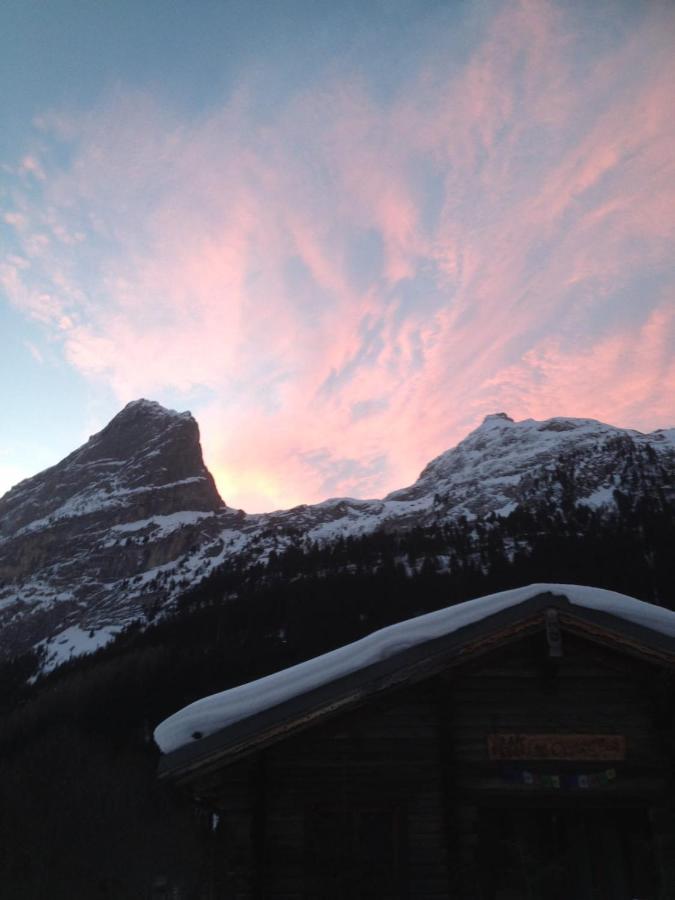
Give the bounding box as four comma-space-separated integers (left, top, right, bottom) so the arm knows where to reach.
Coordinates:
157, 587, 675, 899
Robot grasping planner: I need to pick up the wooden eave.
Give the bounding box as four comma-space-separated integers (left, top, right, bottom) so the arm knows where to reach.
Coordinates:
158, 591, 675, 785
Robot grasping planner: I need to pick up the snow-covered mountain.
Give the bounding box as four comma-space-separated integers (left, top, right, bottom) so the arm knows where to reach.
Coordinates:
1, 403, 673, 670
0, 400, 227, 665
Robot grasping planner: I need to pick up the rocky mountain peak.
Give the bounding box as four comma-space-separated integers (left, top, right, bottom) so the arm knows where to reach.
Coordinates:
66, 398, 208, 484
0, 400, 229, 663
0, 400, 223, 540
387, 413, 674, 516
479, 411, 515, 428
109, 398, 194, 430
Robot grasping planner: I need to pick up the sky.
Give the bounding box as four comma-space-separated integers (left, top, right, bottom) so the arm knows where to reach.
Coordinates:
1, 0, 674, 512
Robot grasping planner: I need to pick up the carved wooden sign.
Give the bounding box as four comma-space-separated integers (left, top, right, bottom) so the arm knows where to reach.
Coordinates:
487, 733, 626, 761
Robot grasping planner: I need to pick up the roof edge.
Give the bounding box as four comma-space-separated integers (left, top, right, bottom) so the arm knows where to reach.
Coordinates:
159, 591, 675, 783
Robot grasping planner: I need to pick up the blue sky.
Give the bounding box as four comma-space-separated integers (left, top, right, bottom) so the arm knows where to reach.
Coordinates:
2, 0, 674, 510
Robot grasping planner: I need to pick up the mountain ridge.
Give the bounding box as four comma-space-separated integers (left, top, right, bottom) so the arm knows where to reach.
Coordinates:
1, 401, 673, 670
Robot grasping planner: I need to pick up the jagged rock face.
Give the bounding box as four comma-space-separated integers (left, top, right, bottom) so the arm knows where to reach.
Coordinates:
0, 399, 222, 541
385, 413, 675, 520
0, 404, 673, 671
0, 400, 225, 662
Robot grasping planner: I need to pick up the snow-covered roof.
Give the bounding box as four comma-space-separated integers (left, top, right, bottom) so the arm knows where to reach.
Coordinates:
155, 583, 675, 761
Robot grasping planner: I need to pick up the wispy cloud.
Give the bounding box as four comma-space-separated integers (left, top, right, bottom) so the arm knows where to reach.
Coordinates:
484, 303, 675, 427
2, 0, 674, 510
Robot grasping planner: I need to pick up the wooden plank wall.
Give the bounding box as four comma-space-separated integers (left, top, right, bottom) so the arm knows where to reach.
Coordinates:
448, 633, 671, 795
261, 686, 450, 898
194, 685, 451, 899
186, 631, 675, 898
444, 632, 675, 898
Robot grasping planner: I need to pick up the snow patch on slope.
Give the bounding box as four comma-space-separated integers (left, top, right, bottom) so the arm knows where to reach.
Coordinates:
39, 624, 123, 673
110, 510, 217, 537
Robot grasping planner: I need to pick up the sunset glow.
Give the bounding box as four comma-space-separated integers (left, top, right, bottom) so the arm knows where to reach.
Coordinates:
1, 0, 674, 510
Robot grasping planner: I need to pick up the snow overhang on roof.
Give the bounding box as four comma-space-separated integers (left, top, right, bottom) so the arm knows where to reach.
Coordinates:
155, 583, 675, 783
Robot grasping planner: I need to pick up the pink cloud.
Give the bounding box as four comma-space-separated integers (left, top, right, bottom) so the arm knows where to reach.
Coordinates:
482, 304, 675, 431
3, 0, 675, 510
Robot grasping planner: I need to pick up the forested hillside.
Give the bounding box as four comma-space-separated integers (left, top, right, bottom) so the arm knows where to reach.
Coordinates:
0, 493, 673, 897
